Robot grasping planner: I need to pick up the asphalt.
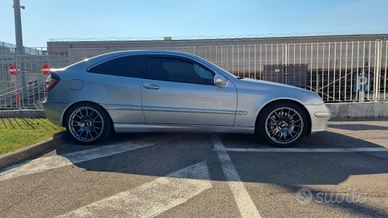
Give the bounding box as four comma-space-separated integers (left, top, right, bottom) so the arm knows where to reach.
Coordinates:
1, 119, 387, 217
0, 100, 386, 169
0, 116, 386, 170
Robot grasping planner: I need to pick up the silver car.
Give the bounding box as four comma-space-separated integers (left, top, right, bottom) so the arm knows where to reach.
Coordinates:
43, 50, 330, 147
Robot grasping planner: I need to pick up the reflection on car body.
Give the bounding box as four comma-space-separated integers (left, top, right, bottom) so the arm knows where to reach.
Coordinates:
43, 50, 330, 147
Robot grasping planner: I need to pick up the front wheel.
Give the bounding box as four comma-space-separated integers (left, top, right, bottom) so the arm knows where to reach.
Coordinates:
257, 102, 308, 147
66, 103, 111, 145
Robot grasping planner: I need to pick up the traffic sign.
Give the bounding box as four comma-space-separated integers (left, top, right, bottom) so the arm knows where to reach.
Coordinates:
354, 75, 370, 91
40, 64, 52, 75
9, 65, 21, 76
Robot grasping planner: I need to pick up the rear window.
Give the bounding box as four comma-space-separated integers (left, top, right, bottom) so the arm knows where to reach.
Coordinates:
88, 55, 144, 78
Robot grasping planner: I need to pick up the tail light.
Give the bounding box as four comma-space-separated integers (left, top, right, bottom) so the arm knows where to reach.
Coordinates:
46, 72, 60, 91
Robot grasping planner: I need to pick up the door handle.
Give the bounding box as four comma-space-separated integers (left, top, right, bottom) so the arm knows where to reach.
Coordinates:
143, 84, 160, 90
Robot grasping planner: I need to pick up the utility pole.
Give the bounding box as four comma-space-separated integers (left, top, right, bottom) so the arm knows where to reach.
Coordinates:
13, 0, 25, 109
13, 0, 24, 55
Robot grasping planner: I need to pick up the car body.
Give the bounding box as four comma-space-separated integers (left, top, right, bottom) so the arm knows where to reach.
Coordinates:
43, 50, 330, 147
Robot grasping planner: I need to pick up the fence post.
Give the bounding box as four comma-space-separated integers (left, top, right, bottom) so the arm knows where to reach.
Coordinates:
15, 53, 21, 109
13, 0, 25, 109
284, 43, 288, 85
374, 40, 381, 102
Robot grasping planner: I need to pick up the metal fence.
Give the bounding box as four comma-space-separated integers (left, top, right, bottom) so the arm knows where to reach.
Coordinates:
0, 47, 68, 109
1, 40, 388, 110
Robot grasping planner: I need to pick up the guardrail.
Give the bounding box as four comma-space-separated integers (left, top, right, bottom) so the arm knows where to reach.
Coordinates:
1, 40, 387, 110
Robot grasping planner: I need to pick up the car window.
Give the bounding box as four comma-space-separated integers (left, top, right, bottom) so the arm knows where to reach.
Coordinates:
147, 56, 215, 85
193, 64, 214, 79
88, 55, 144, 78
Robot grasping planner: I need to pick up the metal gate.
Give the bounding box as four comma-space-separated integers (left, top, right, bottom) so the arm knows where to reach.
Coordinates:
1, 40, 388, 109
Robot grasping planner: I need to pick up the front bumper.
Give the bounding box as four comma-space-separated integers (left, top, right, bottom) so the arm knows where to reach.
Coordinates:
305, 104, 331, 135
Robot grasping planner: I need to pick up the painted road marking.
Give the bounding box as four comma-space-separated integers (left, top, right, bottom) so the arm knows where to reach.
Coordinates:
212, 135, 262, 218
56, 161, 212, 218
222, 147, 388, 153
0, 134, 182, 182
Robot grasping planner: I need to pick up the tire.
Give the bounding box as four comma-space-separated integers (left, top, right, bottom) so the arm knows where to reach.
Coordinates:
65, 103, 112, 145
256, 102, 307, 147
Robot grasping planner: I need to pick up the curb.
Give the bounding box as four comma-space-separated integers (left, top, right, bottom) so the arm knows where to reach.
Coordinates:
0, 132, 68, 170
0, 109, 47, 118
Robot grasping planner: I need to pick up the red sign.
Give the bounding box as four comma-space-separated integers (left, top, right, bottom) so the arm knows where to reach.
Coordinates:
41, 64, 52, 75
9, 65, 21, 76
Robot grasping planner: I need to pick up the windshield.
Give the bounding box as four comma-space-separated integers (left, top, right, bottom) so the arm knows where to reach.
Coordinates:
211, 63, 237, 79
192, 55, 237, 79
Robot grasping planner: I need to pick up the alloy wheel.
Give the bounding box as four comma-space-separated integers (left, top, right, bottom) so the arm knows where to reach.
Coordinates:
264, 107, 304, 145
68, 106, 104, 143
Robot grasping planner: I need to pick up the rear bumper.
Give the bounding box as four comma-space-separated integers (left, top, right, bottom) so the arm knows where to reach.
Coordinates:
42, 101, 68, 127
306, 104, 331, 135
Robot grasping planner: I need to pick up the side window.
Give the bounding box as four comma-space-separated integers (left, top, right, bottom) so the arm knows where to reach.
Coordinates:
147, 56, 215, 85
88, 55, 144, 78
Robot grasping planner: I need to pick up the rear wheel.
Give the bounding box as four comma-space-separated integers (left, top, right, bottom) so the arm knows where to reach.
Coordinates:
66, 103, 111, 145
257, 102, 307, 147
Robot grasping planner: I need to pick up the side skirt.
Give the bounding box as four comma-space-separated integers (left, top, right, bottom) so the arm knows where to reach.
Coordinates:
113, 124, 254, 134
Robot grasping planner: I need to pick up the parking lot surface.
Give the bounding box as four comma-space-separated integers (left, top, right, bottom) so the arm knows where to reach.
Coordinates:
0, 119, 388, 217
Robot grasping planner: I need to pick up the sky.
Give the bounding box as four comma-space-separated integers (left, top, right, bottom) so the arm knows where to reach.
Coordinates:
1, 0, 388, 48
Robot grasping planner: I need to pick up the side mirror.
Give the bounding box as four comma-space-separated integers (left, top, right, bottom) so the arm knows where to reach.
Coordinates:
214, 75, 228, 87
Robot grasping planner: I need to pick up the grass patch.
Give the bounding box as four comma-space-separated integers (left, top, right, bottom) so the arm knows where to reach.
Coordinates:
0, 118, 65, 156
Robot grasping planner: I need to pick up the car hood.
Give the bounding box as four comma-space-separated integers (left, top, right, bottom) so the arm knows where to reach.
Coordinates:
235, 78, 324, 105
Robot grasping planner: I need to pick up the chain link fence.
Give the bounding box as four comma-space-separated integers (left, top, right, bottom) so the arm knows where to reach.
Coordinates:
1, 40, 388, 109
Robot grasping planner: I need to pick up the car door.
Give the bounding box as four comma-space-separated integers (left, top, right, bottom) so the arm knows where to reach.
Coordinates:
86, 54, 146, 124
141, 55, 237, 126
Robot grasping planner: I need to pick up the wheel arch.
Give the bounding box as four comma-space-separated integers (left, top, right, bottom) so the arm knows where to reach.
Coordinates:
254, 99, 312, 137
61, 101, 114, 133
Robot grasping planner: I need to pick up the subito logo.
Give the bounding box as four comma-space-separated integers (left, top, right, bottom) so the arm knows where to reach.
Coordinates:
296, 188, 313, 205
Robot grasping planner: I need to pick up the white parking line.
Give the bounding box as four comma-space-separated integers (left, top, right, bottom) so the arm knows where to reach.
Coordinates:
0, 134, 182, 182
223, 147, 388, 153
212, 135, 262, 218
56, 161, 212, 218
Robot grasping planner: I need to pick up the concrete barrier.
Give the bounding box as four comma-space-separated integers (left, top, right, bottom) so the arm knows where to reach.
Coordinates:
0, 109, 46, 118
327, 102, 388, 119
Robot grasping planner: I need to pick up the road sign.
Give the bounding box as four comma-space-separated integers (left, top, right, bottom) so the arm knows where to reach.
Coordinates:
354, 75, 370, 92
40, 64, 52, 75
9, 65, 21, 76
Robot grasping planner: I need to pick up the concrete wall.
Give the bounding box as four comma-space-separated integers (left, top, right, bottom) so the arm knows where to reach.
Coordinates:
327, 102, 388, 119
47, 34, 388, 54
